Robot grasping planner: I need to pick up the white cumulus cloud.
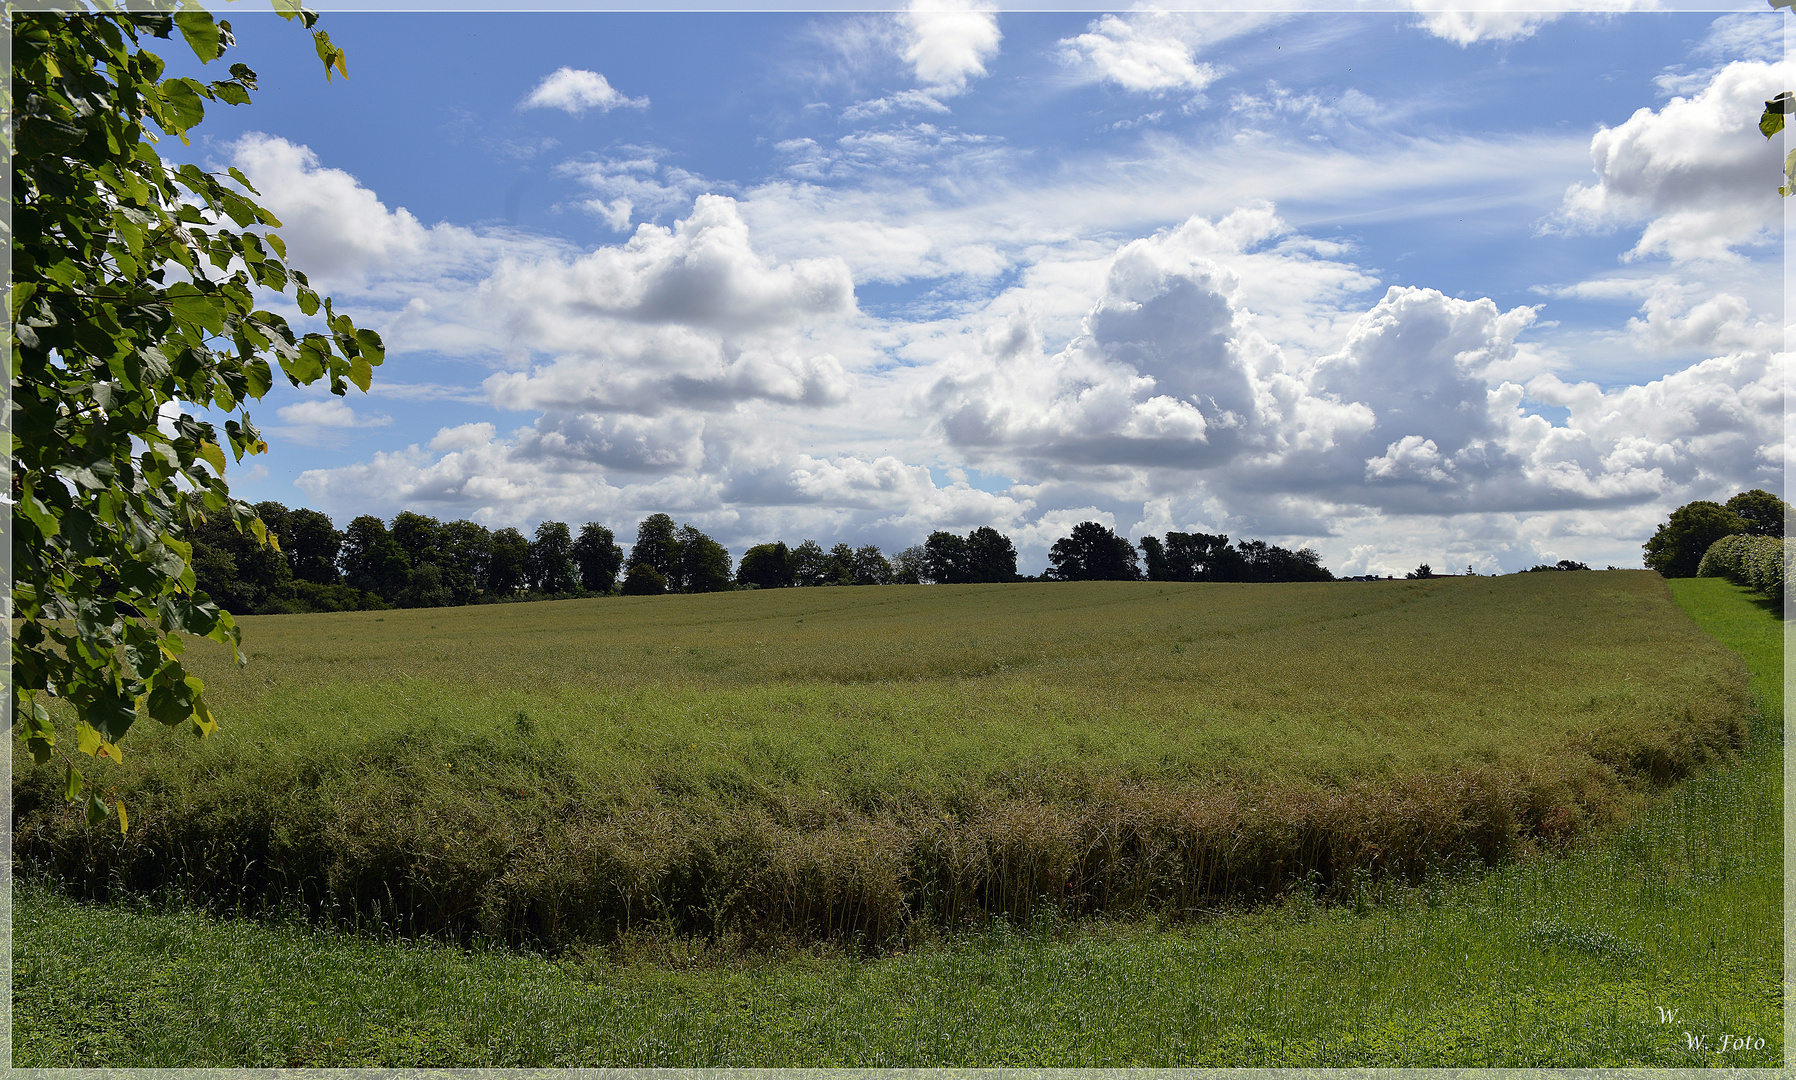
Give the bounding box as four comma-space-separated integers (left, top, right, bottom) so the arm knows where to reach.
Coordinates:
902, 0, 1001, 97
519, 67, 648, 115
1553, 59, 1790, 262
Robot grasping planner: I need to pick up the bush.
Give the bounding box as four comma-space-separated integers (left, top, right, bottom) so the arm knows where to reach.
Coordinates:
1697, 534, 1786, 602
620, 563, 668, 596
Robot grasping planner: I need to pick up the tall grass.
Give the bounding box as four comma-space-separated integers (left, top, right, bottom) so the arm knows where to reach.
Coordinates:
11, 573, 1778, 1066
15, 572, 1751, 948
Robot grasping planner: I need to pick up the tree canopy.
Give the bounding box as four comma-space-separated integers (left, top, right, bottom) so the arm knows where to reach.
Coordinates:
1643, 501, 1749, 578
12, 3, 373, 826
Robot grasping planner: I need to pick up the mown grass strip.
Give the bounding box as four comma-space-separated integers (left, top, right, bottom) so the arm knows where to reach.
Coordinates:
13, 574, 1780, 1066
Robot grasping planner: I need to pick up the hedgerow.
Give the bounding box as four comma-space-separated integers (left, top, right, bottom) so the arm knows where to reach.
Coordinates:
1696, 534, 1787, 602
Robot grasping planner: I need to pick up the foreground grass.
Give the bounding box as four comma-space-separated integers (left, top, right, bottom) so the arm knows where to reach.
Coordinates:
14, 573, 1752, 946
12, 575, 1779, 1066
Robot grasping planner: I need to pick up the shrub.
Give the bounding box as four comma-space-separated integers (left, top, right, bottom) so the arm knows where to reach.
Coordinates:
1698, 534, 1786, 602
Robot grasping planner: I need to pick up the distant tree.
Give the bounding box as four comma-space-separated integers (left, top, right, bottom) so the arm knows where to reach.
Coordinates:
395, 563, 453, 608
620, 562, 668, 596
850, 544, 893, 585
829, 543, 860, 584
340, 516, 410, 599
1524, 559, 1590, 572
436, 520, 492, 605
572, 523, 624, 594
486, 527, 532, 596
791, 540, 840, 586
923, 531, 972, 584
191, 509, 292, 614
890, 545, 927, 585
737, 542, 796, 589
1725, 489, 1789, 537
1643, 501, 1748, 578
281, 508, 343, 585
1139, 535, 1168, 581
1149, 531, 1236, 581
1047, 522, 1140, 581
528, 521, 578, 593
630, 514, 682, 583
390, 512, 443, 571
675, 524, 733, 593
966, 526, 1019, 583
1236, 540, 1334, 583
1406, 563, 1434, 580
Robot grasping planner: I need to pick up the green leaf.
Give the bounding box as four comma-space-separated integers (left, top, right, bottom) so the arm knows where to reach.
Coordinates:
173, 10, 221, 62
355, 328, 386, 367
64, 761, 85, 804
158, 78, 208, 134
87, 791, 110, 828
197, 440, 227, 475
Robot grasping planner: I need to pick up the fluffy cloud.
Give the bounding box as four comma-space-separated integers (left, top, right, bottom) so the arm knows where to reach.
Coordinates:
902, 0, 1001, 97
519, 67, 648, 115
1407, 2, 1563, 46
226, 133, 433, 287
1554, 60, 1790, 262
1059, 13, 1221, 94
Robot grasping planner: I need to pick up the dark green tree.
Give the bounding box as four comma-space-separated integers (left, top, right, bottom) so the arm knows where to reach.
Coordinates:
485, 527, 532, 596
629, 514, 681, 583
737, 542, 795, 588
280, 507, 342, 585
1725, 489, 1789, 537
1643, 501, 1748, 578
965, 526, 1018, 583
620, 562, 668, 596
339, 516, 410, 598
529, 521, 578, 593
1047, 522, 1140, 581
572, 523, 624, 593
850, 544, 892, 585
434, 520, 491, 604
829, 543, 859, 583
675, 525, 733, 593
389, 511, 442, 570
790, 540, 840, 586
12, 3, 370, 821
1139, 534, 1168, 581
923, 531, 971, 584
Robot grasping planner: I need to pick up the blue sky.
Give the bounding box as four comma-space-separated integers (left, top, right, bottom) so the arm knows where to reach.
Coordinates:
165, 3, 1785, 575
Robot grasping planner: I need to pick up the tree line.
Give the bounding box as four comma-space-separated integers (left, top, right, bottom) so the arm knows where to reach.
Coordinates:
193, 508, 1339, 614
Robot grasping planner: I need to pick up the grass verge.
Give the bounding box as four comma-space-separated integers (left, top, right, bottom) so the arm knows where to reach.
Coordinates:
11, 574, 1780, 1066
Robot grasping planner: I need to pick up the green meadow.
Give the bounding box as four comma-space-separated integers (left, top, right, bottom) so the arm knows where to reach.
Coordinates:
12, 572, 1781, 1065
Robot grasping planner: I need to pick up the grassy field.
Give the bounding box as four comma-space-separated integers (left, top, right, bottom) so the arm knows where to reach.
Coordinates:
14, 571, 1752, 948
11, 574, 1780, 1066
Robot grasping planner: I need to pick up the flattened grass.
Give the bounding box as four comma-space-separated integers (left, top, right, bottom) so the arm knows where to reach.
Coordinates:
14, 572, 1752, 947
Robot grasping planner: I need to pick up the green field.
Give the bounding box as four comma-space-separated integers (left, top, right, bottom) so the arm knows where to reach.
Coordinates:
12, 573, 1781, 1066
15, 571, 1752, 949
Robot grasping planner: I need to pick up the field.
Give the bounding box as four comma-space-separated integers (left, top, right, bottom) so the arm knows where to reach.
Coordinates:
11, 574, 1781, 1066
14, 571, 1752, 952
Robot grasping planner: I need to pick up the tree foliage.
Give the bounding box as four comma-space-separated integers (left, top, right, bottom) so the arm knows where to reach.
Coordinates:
12, 2, 374, 825
1724, 488, 1789, 538
1761, 90, 1795, 196
737, 542, 795, 589
571, 523, 623, 594
1046, 522, 1141, 581
1643, 501, 1749, 578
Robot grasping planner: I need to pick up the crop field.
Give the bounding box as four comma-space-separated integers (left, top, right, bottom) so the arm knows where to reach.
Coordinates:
14, 571, 1752, 952
13, 573, 1781, 1066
